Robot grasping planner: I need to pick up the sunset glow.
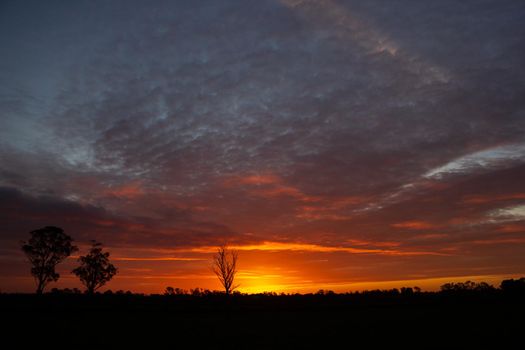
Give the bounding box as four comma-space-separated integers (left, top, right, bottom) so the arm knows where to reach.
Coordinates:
1, 0, 524, 295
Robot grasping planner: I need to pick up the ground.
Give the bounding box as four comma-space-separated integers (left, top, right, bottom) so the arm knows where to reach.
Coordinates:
1, 292, 523, 348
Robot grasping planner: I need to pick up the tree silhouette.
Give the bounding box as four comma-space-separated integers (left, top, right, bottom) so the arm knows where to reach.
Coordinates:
72, 241, 117, 294
212, 246, 238, 295
500, 277, 525, 294
21, 226, 78, 294
440, 280, 495, 293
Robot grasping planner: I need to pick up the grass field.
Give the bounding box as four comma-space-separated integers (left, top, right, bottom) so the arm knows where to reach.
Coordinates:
1, 291, 523, 348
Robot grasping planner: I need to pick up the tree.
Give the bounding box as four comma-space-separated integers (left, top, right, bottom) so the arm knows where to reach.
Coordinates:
212, 246, 238, 295
440, 280, 495, 293
72, 241, 117, 294
165, 286, 186, 296
500, 277, 525, 294
21, 226, 78, 294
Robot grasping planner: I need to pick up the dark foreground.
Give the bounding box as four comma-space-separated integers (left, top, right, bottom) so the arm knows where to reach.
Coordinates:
1, 291, 524, 349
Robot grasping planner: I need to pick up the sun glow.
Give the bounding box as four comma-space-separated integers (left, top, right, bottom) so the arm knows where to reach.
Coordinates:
235, 274, 525, 294
236, 270, 295, 294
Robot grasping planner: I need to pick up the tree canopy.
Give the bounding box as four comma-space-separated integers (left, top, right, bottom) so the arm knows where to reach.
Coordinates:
72, 241, 117, 294
21, 226, 78, 294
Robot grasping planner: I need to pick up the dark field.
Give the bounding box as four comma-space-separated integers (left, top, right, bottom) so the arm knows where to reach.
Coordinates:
1, 291, 524, 348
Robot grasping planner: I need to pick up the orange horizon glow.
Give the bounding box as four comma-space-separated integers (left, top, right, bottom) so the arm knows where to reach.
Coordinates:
3, 270, 524, 295
4, 240, 523, 295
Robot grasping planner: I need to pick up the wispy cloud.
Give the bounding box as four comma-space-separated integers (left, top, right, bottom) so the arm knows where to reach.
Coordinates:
489, 204, 525, 222
182, 241, 448, 256
424, 143, 525, 180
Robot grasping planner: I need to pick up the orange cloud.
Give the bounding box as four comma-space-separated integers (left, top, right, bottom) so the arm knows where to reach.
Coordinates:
252, 185, 318, 202
95, 219, 117, 227
391, 221, 437, 230
462, 193, 525, 204
295, 211, 351, 221
471, 238, 525, 245
111, 257, 205, 261
222, 173, 280, 187
238, 174, 281, 185
223, 173, 366, 221
345, 239, 401, 248
124, 174, 366, 225
106, 181, 144, 199
447, 217, 471, 226
223, 173, 319, 202
497, 224, 525, 233
295, 196, 365, 221
180, 241, 447, 256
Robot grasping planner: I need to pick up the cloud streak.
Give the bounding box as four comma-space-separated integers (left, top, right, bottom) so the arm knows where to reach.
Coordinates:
182, 241, 447, 256
424, 143, 525, 180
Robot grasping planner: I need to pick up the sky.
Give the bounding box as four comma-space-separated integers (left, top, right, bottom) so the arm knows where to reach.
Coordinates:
1, 0, 525, 294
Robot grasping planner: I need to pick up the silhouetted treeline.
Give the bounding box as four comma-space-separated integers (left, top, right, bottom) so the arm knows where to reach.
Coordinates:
1, 279, 524, 348
4, 277, 523, 299
1, 281, 523, 315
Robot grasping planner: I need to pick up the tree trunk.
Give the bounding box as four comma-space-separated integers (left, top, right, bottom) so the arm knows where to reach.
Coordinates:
87, 284, 95, 294
36, 279, 44, 294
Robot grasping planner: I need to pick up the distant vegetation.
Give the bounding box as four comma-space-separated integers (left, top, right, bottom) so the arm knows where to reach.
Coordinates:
10, 277, 522, 298
159, 278, 523, 297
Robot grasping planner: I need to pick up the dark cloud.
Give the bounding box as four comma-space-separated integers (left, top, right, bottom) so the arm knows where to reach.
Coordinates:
0, 186, 250, 253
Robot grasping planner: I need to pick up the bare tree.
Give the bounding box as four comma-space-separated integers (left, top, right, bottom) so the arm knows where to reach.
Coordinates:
212, 246, 238, 295
72, 241, 117, 294
21, 226, 78, 294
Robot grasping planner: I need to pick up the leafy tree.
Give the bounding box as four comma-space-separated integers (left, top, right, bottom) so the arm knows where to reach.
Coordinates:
400, 287, 414, 295
72, 241, 117, 294
500, 278, 525, 294
165, 286, 187, 295
21, 226, 78, 294
191, 287, 203, 296
440, 280, 495, 293
212, 246, 238, 295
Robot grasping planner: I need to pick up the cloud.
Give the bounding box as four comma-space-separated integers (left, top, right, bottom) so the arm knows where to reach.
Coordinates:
391, 221, 437, 230
182, 241, 447, 256
0, 186, 252, 251
462, 193, 525, 205
424, 143, 525, 180
489, 204, 525, 222
279, 0, 451, 83
104, 181, 145, 199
